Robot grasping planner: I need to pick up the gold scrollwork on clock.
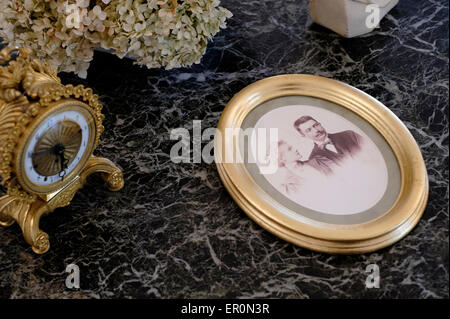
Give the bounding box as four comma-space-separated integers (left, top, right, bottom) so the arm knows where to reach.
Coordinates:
0, 46, 124, 254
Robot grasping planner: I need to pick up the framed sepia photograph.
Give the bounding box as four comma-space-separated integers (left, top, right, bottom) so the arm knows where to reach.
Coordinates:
214, 74, 428, 254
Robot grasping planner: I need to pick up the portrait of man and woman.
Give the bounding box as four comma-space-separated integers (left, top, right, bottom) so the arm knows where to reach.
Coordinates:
255, 105, 389, 215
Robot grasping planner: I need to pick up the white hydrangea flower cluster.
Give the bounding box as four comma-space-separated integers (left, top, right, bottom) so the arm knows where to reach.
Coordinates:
0, 0, 232, 78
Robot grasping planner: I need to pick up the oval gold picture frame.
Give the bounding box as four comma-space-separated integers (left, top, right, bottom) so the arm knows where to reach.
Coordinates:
214, 74, 428, 254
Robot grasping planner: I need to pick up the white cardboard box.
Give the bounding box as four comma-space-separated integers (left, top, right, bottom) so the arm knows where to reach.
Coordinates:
309, 0, 399, 38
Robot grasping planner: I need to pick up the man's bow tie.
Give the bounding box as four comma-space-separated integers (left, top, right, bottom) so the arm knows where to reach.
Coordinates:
319, 139, 338, 153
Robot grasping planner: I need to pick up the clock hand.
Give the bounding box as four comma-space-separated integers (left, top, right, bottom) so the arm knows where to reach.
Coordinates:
52, 142, 68, 178
59, 153, 67, 178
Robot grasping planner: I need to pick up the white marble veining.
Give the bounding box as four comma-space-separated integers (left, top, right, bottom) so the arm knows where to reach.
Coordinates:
0, 0, 448, 299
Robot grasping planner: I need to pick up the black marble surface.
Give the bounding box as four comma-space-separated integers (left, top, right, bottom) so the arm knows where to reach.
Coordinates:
0, 0, 448, 299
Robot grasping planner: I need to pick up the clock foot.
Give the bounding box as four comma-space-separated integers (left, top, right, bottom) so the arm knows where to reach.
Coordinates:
103, 170, 125, 192
81, 156, 124, 191
21, 200, 51, 254
1, 157, 123, 254
0, 195, 50, 254
31, 231, 50, 254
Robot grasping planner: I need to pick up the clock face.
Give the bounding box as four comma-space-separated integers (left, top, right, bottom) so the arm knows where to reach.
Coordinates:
17, 101, 97, 194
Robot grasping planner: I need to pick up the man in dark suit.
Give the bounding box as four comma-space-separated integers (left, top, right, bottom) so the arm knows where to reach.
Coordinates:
293, 115, 363, 175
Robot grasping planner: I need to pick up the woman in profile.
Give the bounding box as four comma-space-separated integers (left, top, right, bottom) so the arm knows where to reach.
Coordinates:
275, 140, 306, 195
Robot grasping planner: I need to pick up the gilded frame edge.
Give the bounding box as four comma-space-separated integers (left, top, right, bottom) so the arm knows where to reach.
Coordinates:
214, 74, 429, 254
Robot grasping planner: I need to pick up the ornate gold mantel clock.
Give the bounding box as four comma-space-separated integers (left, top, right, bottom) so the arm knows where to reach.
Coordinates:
0, 47, 124, 254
